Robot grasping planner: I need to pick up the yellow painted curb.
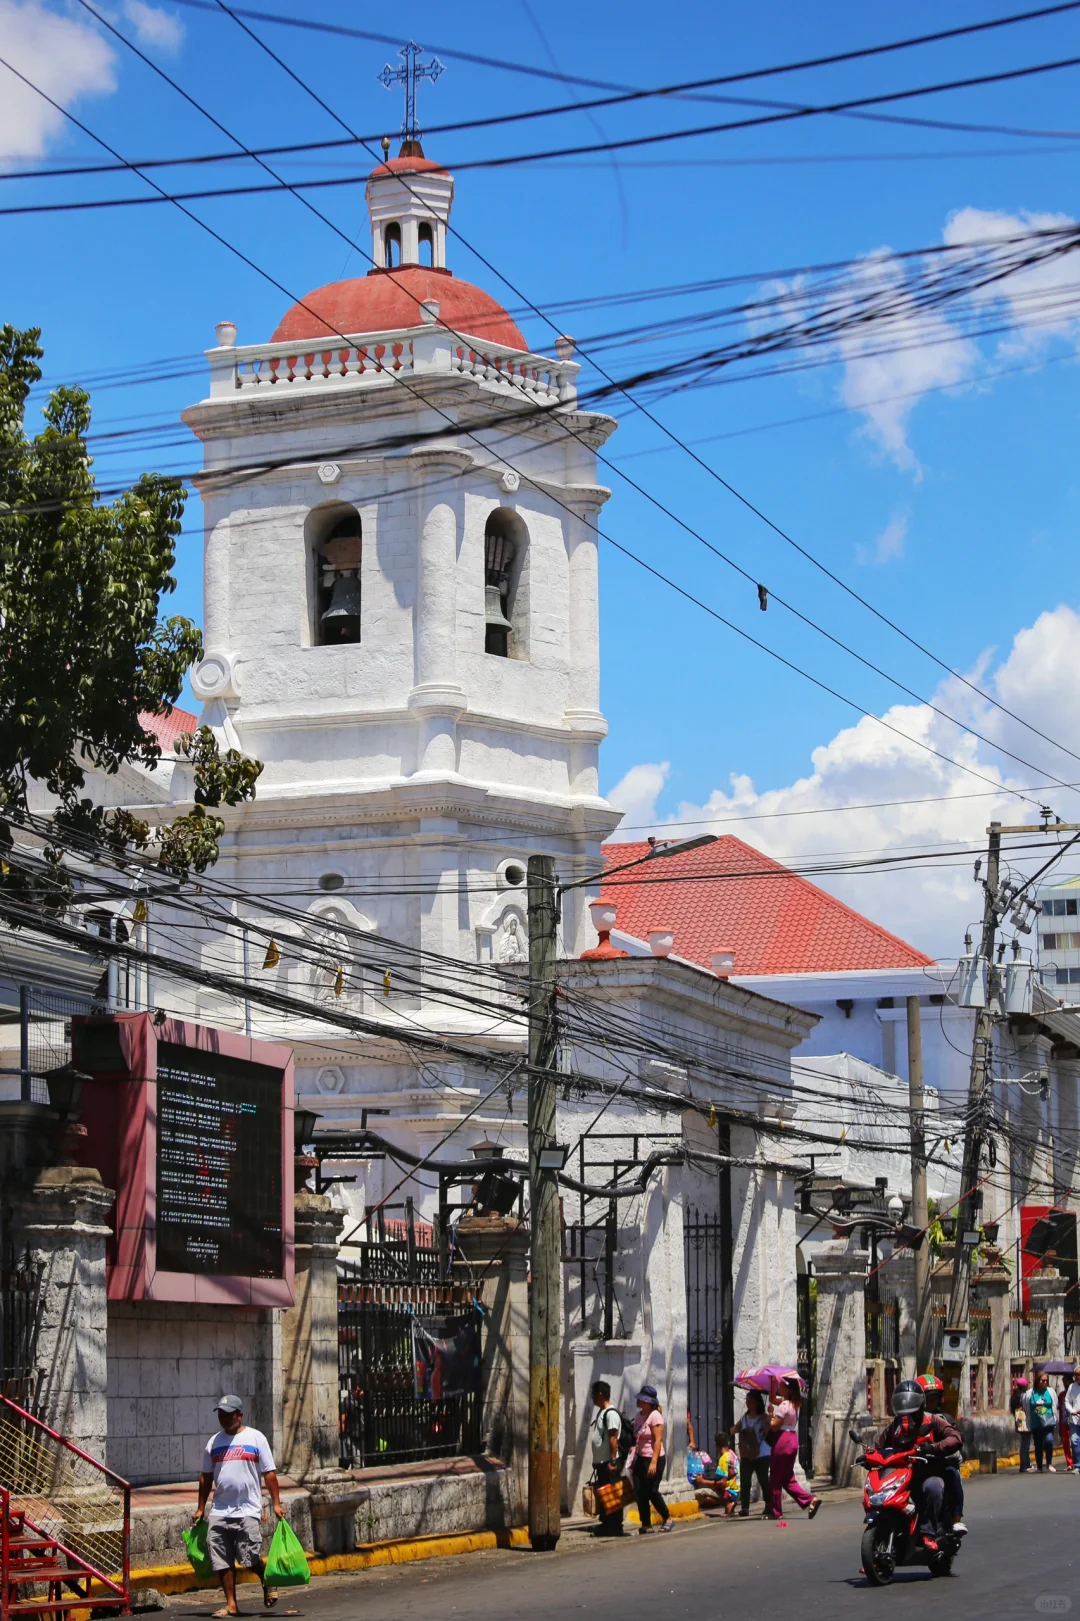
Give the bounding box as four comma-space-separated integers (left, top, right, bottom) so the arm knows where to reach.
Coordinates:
106, 1529, 534, 1598
99, 1506, 703, 1600
626, 1500, 703, 1526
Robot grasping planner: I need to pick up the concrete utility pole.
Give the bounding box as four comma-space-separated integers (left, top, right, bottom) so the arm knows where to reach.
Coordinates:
906, 995, 932, 1374
946, 822, 1001, 1350
526, 854, 561, 1551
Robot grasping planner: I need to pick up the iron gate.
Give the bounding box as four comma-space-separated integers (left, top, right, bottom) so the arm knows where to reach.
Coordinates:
685, 1209, 726, 1453
796, 1270, 815, 1475
337, 1218, 481, 1469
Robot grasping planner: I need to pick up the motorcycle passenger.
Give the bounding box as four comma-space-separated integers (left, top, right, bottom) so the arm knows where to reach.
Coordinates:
916, 1374, 967, 1536
873, 1380, 962, 1553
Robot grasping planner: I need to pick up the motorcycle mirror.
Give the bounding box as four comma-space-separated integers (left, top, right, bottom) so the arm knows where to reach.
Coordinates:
849, 1428, 863, 1446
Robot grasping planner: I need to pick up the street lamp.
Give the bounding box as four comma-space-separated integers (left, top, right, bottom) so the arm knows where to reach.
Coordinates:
294, 1107, 322, 1153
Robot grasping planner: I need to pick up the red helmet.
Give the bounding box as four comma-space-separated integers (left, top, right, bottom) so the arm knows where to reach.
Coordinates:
916, 1374, 944, 1392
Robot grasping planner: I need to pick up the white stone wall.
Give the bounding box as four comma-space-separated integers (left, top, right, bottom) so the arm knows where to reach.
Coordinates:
106, 1303, 279, 1484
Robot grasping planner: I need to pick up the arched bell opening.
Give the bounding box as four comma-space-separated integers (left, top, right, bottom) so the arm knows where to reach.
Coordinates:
307, 503, 363, 646
483, 506, 529, 659
384, 222, 402, 268
417, 222, 434, 267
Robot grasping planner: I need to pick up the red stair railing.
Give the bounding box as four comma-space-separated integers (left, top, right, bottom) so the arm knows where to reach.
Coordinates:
0, 1395, 130, 1619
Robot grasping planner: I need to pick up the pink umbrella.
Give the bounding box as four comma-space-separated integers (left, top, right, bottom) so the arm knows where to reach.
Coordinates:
735, 1364, 807, 1394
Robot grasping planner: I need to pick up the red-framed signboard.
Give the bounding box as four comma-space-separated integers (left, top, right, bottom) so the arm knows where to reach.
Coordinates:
73, 1013, 295, 1306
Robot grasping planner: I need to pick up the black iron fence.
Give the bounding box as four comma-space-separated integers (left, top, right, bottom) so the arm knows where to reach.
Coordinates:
0, 1252, 44, 1407
685, 1209, 729, 1458
337, 1225, 480, 1470
865, 1293, 900, 1362
1010, 1309, 1048, 1358
796, 1271, 815, 1475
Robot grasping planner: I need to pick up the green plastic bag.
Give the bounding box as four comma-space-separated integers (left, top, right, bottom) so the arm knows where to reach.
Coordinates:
182, 1519, 215, 1581
264, 1518, 311, 1588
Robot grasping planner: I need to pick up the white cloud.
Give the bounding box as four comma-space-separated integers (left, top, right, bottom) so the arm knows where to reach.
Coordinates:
604, 606, 1080, 959
856, 511, 908, 566
0, 2, 116, 158
122, 0, 183, 53
833, 249, 977, 478
944, 206, 1080, 357
607, 761, 669, 833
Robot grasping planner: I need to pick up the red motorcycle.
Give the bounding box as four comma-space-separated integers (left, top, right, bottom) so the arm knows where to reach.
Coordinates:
855, 1435, 962, 1585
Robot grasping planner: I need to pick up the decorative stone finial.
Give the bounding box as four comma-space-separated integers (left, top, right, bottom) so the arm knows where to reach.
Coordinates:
582, 899, 628, 961
648, 928, 674, 958
555, 334, 575, 361
215, 320, 238, 347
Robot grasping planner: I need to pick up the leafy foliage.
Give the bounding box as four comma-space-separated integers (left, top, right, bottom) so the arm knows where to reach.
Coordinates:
0, 324, 261, 893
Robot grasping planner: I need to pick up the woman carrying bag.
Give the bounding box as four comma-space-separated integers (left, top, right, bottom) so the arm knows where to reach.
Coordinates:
765, 1377, 822, 1521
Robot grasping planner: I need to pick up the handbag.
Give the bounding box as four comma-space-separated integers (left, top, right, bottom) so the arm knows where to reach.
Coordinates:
582, 1483, 598, 1517
596, 1477, 635, 1514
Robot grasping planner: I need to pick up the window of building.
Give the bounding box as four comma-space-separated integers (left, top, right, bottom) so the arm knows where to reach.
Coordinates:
418, 222, 434, 266
1057, 967, 1080, 985
1069, 899, 1077, 916
310, 506, 362, 645
483, 507, 529, 658
1044, 934, 1058, 950
385, 222, 401, 268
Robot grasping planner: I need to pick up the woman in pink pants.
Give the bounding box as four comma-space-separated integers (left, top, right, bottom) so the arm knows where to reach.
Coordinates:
766, 1379, 822, 1520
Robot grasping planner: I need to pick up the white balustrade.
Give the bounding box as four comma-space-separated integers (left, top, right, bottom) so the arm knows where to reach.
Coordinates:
206, 326, 578, 406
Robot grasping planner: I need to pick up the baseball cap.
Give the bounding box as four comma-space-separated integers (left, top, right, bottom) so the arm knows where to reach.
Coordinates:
215, 1394, 244, 1414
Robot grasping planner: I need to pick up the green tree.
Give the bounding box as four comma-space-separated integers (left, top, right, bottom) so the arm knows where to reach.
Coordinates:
0, 323, 261, 897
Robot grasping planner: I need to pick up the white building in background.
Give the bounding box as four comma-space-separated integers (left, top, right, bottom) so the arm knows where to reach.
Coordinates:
1037, 874, 1080, 1003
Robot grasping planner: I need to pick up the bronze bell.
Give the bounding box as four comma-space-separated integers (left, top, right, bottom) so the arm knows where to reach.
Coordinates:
484, 583, 513, 633
321, 569, 362, 641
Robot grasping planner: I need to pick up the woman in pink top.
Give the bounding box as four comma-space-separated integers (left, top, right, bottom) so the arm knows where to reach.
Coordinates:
628, 1385, 673, 1534
766, 1378, 822, 1521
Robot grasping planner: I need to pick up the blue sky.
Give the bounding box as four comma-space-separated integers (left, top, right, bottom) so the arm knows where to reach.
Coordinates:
6, 0, 1080, 954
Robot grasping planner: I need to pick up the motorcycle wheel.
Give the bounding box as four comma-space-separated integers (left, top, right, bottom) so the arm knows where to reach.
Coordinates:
861, 1524, 896, 1586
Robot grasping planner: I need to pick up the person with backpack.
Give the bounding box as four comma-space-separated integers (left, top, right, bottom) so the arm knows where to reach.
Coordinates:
590, 1381, 630, 1537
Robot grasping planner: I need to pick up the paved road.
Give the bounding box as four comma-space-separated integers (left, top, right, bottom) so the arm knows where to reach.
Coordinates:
167, 1473, 1080, 1621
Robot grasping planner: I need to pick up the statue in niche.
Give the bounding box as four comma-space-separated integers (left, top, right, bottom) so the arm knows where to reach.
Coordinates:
497, 913, 527, 964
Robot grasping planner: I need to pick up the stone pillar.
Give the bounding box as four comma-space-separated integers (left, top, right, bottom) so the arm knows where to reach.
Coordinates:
454, 1215, 530, 1526
11, 1165, 114, 1458
812, 1236, 869, 1484
280, 1188, 345, 1482
975, 1263, 1012, 1411
563, 508, 606, 800
409, 455, 468, 779
1029, 1266, 1067, 1363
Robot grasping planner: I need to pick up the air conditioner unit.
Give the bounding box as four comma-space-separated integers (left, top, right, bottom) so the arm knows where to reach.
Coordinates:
940, 1328, 968, 1364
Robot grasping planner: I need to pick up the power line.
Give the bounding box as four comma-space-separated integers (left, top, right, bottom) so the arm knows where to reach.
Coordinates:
6, 50, 1074, 824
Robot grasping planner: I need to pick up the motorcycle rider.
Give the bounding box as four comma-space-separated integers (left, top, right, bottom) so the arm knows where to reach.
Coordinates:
873, 1380, 962, 1553
916, 1373, 967, 1536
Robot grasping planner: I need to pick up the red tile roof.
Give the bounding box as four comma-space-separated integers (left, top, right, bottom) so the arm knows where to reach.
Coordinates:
140, 706, 198, 753
599, 837, 932, 976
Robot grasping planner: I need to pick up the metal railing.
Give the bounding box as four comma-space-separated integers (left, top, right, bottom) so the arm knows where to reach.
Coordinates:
0, 1394, 130, 1611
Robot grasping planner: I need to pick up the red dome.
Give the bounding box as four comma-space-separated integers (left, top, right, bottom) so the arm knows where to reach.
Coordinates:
272, 266, 526, 350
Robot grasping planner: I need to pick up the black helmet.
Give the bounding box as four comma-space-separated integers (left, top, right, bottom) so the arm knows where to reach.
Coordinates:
891, 1380, 926, 1418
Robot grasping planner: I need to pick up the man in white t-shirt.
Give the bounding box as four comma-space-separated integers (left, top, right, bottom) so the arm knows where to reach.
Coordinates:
193, 1395, 289, 1617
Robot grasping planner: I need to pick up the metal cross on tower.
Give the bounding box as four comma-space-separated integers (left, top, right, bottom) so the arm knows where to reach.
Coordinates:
377, 41, 446, 145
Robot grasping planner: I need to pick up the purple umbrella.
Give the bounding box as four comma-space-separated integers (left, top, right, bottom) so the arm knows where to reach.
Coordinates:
1034, 1359, 1076, 1376
735, 1364, 807, 1393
